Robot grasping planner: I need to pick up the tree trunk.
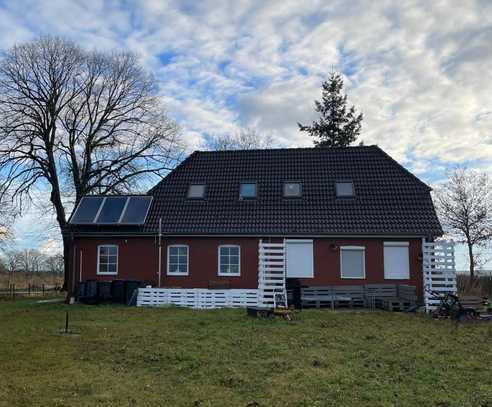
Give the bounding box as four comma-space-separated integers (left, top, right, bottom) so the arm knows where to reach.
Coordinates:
62, 235, 71, 293
467, 242, 475, 282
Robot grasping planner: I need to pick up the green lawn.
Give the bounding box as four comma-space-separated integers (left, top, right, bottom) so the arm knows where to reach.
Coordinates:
0, 300, 491, 407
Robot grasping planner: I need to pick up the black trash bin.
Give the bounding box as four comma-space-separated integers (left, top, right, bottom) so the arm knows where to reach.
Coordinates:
77, 281, 86, 300
125, 281, 141, 305
98, 281, 112, 302
82, 280, 99, 304
86, 280, 98, 298
111, 280, 125, 303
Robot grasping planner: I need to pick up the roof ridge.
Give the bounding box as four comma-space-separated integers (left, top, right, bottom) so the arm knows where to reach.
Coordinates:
194, 145, 378, 154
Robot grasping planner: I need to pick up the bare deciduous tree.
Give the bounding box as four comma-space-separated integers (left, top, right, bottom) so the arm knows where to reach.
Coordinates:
0, 37, 184, 290
434, 168, 492, 280
210, 128, 273, 151
44, 253, 64, 274
3, 250, 22, 286
0, 188, 15, 245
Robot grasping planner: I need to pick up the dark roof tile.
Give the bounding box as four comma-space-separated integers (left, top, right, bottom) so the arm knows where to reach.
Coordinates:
143, 145, 442, 237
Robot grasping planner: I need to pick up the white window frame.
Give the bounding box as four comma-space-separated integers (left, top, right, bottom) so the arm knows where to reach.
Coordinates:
97, 244, 118, 275
167, 245, 189, 276
384, 241, 410, 280
340, 246, 366, 279
218, 245, 241, 276
285, 239, 314, 278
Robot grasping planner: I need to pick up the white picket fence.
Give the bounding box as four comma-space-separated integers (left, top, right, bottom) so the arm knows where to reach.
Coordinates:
258, 240, 287, 308
423, 239, 457, 312
136, 287, 258, 308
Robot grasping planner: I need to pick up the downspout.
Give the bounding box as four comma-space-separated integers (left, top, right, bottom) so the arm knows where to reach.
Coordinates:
71, 237, 77, 304
79, 249, 83, 283
158, 217, 162, 287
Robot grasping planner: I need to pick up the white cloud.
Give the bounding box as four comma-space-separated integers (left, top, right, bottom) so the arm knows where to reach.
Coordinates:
1, 0, 492, 252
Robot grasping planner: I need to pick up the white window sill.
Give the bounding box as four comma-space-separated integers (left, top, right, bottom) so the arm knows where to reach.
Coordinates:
340, 276, 365, 280
218, 273, 241, 277
167, 273, 189, 276
97, 272, 118, 276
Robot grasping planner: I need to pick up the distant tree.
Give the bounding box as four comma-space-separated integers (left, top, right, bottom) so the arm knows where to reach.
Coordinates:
0, 189, 15, 246
0, 257, 6, 273
434, 168, 492, 280
17, 249, 44, 273
210, 128, 273, 151
3, 250, 22, 286
44, 253, 64, 275
0, 37, 183, 292
299, 72, 363, 147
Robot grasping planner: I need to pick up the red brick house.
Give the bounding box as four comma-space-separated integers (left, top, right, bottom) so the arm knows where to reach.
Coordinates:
66, 146, 442, 305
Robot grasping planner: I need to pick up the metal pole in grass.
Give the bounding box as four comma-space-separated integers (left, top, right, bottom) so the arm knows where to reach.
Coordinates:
65, 311, 69, 334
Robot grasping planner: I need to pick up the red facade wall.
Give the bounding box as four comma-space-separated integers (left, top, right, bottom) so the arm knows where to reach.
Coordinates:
69, 236, 423, 297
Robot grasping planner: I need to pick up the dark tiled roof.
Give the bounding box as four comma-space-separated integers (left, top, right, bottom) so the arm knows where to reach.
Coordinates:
143, 146, 442, 237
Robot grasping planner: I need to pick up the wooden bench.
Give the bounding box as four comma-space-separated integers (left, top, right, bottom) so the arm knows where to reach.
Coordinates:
364, 284, 397, 309
460, 295, 486, 311
380, 297, 414, 312
301, 287, 353, 309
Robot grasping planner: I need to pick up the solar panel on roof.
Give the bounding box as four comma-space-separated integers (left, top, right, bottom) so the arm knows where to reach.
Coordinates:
95, 197, 128, 223
119, 196, 152, 224
70, 196, 104, 224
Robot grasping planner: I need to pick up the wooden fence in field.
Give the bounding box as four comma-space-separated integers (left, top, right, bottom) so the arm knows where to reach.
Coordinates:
136, 288, 259, 308
423, 240, 456, 312
0, 284, 61, 299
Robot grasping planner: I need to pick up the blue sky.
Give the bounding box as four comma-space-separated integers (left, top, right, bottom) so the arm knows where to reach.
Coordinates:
0, 0, 491, 268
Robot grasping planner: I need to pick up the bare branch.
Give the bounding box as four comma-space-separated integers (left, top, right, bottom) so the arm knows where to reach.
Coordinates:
209, 128, 273, 151
433, 168, 492, 279
0, 36, 184, 289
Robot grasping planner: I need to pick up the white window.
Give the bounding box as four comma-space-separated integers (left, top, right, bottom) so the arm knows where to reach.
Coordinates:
286, 240, 314, 278
284, 182, 302, 197
218, 245, 240, 276
167, 245, 189, 275
340, 246, 365, 279
188, 184, 206, 198
384, 242, 410, 279
336, 182, 354, 197
97, 245, 118, 275
239, 183, 257, 199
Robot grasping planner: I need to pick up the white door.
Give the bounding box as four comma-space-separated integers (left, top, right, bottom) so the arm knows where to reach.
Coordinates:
285, 240, 314, 278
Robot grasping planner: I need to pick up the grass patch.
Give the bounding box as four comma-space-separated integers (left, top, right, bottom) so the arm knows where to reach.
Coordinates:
0, 300, 491, 406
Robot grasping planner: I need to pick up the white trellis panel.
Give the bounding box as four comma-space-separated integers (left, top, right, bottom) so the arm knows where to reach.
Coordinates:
136, 288, 258, 309
423, 239, 457, 312
258, 240, 287, 308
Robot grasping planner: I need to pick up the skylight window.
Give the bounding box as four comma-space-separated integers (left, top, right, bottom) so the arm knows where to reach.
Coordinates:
336, 182, 355, 197
239, 183, 257, 199
284, 182, 302, 197
188, 184, 206, 199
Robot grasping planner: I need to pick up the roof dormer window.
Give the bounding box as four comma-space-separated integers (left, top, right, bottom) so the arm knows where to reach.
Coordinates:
239, 183, 257, 199
336, 181, 354, 197
188, 184, 206, 199
284, 182, 302, 197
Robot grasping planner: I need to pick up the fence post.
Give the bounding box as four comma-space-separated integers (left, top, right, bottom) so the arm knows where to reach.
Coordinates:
42, 284, 45, 296
12, 284, 15, 301
28, 284, 31, 297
